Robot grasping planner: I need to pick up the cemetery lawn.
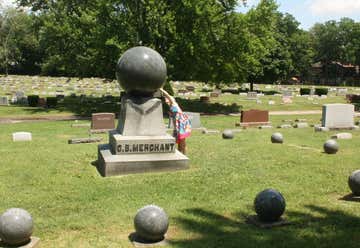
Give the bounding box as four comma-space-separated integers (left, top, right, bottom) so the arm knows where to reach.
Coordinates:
1, 115, 360, 247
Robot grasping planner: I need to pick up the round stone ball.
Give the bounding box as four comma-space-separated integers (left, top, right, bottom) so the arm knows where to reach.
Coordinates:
348, 170, 360, 196
254, 189, 286, 222
271, 132, 283, 144
0, 208, 33, 246
323, 139, 339, 154
222, 129, 234, 139
134, 205, 169, 242
116, 46, 167, 96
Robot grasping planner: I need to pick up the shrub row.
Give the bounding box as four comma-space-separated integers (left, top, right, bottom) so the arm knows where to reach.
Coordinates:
27, 95, 58, 108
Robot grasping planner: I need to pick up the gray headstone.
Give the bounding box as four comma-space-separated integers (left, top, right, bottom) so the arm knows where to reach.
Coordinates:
322, 104, 354, 129
271, 133, 283, 143
12, 132, 32, 142
293, 122, 308, 128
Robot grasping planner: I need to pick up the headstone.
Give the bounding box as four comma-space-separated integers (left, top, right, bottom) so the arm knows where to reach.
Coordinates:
278, 124, 292, 129
331, 133, 352, 140
336, 88, 348, 96
271, 132, 283, 143
210, 92, 219, 97
282, 97, 293, 104
240, 109, 269, 127
322, 104, 354, 129
200, 96, 210, 103
268, 100, 275, 105
247, 92, 257, 100
293, 122, 308, 128
0, 96, 9, 106
185, 85, 195, 92
97, 46, 189, 176
12, 132, 32, 142
314, 126, 329, 132
282, 91, 292, 98
91, 113, 115, 130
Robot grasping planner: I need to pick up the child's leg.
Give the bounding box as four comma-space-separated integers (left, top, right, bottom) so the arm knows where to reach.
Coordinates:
178, 139, 186, 154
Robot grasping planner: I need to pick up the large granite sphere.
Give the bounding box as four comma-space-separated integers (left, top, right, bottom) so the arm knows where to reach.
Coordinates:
323, 139, 339, 154
254, 189, 286, 222
0, 208, 33, 245
348, 170, 360, 196
116, 46, 167, 96
271, 132, 283, 144
134, 205, 169, 242
222, 129, 234, 139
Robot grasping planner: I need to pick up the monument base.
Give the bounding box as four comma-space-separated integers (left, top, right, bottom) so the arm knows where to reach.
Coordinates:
0, 237, 40, 248
97, 144, 189, 177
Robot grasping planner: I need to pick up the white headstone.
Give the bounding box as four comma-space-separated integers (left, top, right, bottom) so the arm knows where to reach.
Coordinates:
12, 132, 32, 142
322, 104, 354, 129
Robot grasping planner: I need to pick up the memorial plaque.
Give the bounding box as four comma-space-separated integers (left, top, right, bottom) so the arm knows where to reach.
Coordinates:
91, 113, 115, 130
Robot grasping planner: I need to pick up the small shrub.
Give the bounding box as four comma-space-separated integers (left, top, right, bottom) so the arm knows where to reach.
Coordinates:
315, 88, 328, 96
263, 90, 280, 95
300, 88, 311, 95
221, 88, 239, 94
27, 95, 39, 107
46, 97, 58, 108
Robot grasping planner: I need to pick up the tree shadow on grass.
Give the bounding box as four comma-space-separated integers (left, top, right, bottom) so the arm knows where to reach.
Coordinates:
170, 205, 360, 248
21, 96, 242, 117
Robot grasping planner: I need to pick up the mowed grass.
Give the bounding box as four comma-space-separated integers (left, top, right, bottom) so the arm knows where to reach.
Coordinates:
1, 115, 360, 247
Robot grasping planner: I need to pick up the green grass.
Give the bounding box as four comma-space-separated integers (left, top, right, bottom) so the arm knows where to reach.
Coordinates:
1, 116, 360, 247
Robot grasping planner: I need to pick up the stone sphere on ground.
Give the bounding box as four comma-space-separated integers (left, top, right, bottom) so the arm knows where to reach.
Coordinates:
323, 139, 339, 154
116, 46, 167, 96
0, 208, 33, 246
348, 170, 360, 196
134, 205, 169, 242
254, 189, 286, 222
222, 129, 234, 139
271, 132, 283, 144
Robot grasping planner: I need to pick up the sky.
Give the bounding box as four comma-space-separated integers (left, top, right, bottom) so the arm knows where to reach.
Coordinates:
237, 0, 360, 30
2, 0, 360, 30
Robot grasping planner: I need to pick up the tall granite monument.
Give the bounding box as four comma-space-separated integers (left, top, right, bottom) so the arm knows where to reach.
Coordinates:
97, 46, 189, 176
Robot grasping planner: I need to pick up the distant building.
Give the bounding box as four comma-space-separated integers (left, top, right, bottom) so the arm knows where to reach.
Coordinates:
311, 61, 360, 86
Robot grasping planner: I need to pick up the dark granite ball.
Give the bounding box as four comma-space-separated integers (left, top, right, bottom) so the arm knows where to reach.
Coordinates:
323, 139, 339, 154
348, 170, 360, 196
254, 189, 286, 222
271, 132, 283, 144
222, 129, 234, 139
134, 205, 169, 242
0, 208, 33, 246
116, 46, 167, 96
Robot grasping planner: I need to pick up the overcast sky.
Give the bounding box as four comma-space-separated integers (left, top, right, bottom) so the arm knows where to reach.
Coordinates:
237, 0, 360, 30
2, 0, 360, 30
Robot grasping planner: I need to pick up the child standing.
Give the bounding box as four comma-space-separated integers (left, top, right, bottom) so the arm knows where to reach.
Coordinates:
160, 88, 191, 154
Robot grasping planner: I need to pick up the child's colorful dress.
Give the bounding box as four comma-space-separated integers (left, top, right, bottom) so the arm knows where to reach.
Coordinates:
170, 104, 191, 143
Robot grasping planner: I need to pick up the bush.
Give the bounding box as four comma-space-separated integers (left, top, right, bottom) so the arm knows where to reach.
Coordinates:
27, 95, 39, 107
300, 88, 311, 95
263, 90, 280, 95
221, 88, 239, 94
46, 97, 58, 108
315, 88, 328, 96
